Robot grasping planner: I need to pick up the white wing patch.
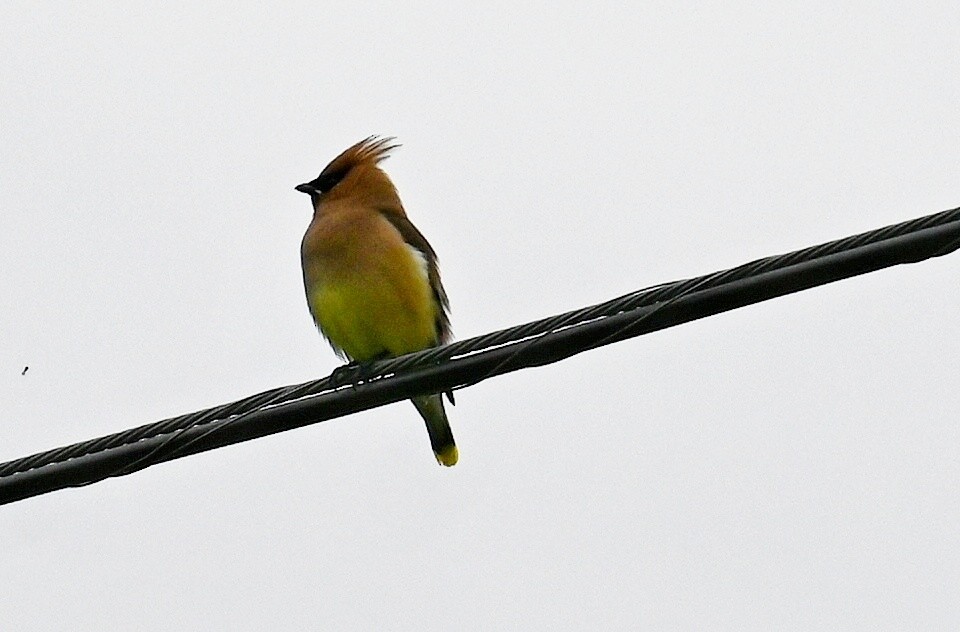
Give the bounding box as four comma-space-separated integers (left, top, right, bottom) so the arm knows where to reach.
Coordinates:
404, 243, 431, 285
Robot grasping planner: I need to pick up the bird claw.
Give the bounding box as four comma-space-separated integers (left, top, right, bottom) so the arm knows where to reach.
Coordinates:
330, 361, 366, 387
329, 353, 391, 387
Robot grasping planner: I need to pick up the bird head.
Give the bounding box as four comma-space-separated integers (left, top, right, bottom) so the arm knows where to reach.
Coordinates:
296, 136, 401, 205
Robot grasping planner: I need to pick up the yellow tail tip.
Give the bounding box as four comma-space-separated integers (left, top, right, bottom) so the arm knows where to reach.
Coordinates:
435, 445, 458, 467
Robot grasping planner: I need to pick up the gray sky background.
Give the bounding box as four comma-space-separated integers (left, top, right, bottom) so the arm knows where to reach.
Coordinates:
2, 2, 959, 630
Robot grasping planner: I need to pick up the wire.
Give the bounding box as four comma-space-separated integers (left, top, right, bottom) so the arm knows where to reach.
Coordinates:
2, 205, 958, 505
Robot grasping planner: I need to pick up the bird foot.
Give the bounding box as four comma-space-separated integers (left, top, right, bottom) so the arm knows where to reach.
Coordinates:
330, 361, 366, 387
329, 354, 390, 388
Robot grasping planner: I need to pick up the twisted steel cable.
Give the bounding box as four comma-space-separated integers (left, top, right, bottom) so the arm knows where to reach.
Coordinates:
2, 205, 958, 504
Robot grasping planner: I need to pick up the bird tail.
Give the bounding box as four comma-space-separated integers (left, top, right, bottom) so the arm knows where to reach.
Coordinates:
412, 394, 458, 466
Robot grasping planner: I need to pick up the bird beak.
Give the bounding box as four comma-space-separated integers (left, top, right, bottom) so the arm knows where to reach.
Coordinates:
295, 183, 318, 195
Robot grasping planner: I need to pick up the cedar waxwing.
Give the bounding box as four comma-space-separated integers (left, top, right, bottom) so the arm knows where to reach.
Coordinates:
296, 136, 458, 466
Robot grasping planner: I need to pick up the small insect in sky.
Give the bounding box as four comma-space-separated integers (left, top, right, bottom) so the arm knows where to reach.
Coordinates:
21, 366, 28, 375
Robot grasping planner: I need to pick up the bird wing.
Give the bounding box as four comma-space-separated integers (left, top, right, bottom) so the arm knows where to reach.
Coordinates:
378, 211, 451, 345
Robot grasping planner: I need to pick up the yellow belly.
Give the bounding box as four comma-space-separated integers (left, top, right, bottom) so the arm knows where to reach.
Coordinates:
308, 270, 438, 361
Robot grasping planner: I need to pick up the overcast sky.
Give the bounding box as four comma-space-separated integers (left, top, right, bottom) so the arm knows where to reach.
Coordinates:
2, 2, 959, 630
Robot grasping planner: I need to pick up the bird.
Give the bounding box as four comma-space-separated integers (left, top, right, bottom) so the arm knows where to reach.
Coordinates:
296, 136, 458, 466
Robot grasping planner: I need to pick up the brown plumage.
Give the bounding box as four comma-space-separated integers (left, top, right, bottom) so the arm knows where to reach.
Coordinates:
296, 136, 457, 466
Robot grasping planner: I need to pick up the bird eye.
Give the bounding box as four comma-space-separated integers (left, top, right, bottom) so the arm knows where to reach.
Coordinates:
315, 169, 347, 193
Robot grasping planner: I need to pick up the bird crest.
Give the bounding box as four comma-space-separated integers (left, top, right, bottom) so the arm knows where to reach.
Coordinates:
331, 135, 400, 167
301, 136, 400, 196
